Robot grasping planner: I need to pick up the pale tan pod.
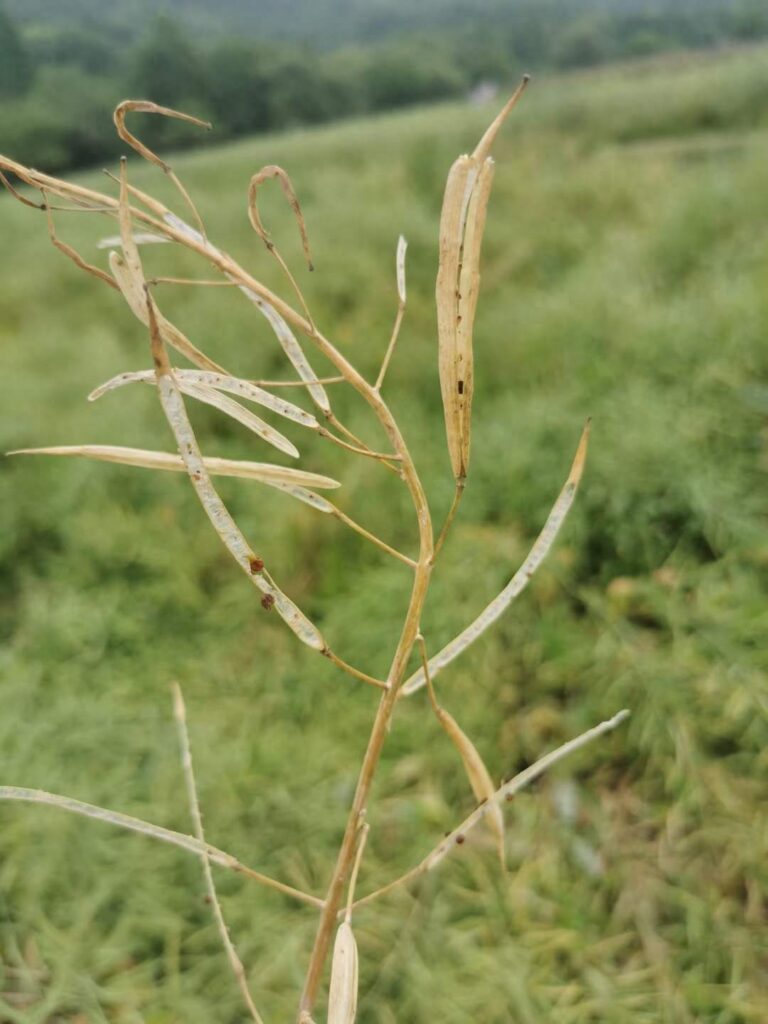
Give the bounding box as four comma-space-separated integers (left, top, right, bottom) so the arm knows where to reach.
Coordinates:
8, 446, 339, 491
454, 157, 495, 477
436, 155, 473, 481
327, 920, 358, 1024
437, 707, 505, 869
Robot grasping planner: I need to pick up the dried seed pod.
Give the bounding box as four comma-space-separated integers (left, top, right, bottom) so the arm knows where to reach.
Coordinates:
90, 369, 319, 429
8, 446, 339, 492
327, 921, 358, 1024
403, 421, 590, 696
248, 164, 313, 270
436, 154, 473, 482
433, 705, 505, 869
436, 77, 529, 483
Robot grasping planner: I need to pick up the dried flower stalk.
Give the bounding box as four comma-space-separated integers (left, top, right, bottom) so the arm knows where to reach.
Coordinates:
0, 76, 628, 1023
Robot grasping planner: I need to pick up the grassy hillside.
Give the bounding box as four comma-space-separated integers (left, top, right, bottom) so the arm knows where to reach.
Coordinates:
1, 47, 767, 1023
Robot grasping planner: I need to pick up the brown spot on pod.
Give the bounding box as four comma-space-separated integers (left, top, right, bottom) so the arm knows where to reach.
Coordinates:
455, 834, 465, 845
249, 556, 264, 574
261, 593, 275, 611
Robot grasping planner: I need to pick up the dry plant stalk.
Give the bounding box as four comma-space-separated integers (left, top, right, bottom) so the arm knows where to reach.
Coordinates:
0, 80, 628, 1022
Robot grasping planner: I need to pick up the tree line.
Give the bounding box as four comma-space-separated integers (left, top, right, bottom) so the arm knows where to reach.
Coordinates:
1, 1, 767, 173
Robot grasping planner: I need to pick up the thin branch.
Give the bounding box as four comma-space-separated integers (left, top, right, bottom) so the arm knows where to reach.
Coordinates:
350, 709, 630, 911
0, 786, 322, 908
44, 193, 119, 291
431, 480, 465, 562
318, 427, 401, 464
172, 683, 265, 1024
249, 376, 345, 389
323, 650, 389, 691
148, 276, 239, 287
375, 236, 408, 392
331, 508, 417, 568
345, 822, 370, 922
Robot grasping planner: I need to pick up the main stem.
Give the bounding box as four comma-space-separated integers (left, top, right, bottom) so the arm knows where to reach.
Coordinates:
0, 161, 436, 1018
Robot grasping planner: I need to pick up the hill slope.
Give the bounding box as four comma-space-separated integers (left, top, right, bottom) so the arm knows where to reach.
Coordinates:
1, 47, 767, 1022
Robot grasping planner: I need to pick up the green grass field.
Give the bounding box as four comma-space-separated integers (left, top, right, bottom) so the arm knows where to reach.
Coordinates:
1, 44, 767, 1023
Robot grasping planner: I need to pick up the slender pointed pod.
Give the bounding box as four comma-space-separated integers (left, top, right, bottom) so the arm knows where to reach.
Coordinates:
8, 445, 338, 491
238, 285, 332, 415
89, 369, 319, 429
403, 422, 590, 696
145, 291, 326, 652
0, 786, 322, 907
181, 381, 301, 459
351, 709, 630, 912
419, 636, 505, 868
10, 446, 418, 564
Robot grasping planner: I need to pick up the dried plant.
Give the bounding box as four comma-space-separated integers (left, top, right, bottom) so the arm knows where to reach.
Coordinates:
0, 80, 628, 1023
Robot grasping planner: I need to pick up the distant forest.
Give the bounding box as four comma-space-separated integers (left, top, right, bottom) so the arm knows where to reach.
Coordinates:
1, 0, 767, 172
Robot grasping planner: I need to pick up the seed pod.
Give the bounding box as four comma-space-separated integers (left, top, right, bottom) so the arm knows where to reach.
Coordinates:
436, 155, 473, 482
327, 921, 358, 1024
436, 77, 529, 483
435, 705, 505, 869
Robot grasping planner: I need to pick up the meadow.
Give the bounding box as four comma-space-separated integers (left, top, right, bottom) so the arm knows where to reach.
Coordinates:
0, 44, 767, 1023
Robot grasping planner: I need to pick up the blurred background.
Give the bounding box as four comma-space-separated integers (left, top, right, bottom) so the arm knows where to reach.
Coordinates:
1, 1, 767, 1022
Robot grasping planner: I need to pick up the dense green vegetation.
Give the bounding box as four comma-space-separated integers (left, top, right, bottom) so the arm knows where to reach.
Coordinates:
2, 0, 768, 172
1, 44, 767, 1023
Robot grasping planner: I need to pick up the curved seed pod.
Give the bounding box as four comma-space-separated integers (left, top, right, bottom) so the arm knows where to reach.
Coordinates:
89, 369, 318, 429
328, 921, 358, 1024
403, 422, 590, 695
180, 382, 300, 459
248, 164, 313, 270
434, 706, 505, 869
113, 100, 210, 237
8, 446, 339, 491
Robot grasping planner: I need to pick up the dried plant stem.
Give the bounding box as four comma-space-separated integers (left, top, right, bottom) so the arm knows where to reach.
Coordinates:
323, 651, 389, 690
172, 683, 265, 1024
0, 786, 322, 908
375, 235, 408, 392
345, 822, 370, 921
43, 195, 118, 291
351, 709, 630, 911
432, 480, 465, 561
250, 376, 345, 389
374, 303, 405, 393
331, 508, 416, 568
148, 276, 239, 287
318, 427, 401, 464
